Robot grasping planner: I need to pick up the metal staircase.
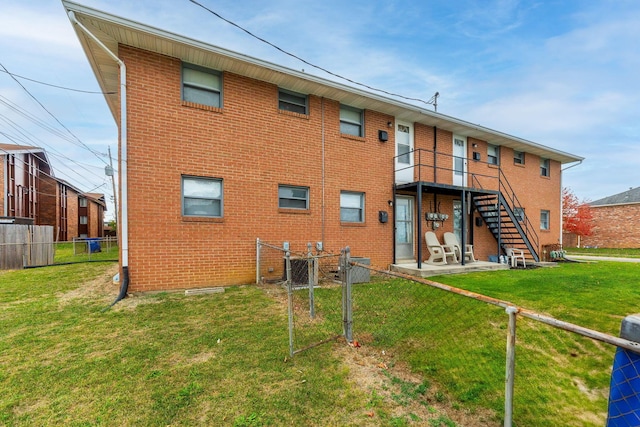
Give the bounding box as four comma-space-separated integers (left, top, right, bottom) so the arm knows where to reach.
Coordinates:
472, 171, 540, 262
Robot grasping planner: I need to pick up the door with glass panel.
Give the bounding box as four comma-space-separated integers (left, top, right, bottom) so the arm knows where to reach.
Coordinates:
453, 135, 468, 186
395, 196, 414, 261
395, 121, 414, 183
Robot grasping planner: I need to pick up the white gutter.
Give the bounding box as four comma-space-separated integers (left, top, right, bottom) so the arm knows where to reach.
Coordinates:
560, 159, 583, 245
67, 11, 129, 270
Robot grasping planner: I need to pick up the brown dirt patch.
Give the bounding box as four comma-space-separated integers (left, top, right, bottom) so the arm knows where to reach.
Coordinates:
335, 341, 499, 426
57, 264, 120, 304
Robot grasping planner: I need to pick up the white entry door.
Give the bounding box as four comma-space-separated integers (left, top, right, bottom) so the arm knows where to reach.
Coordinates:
395, 121, 414, 184
453, 135, 468, 186
395, 196, 414, 261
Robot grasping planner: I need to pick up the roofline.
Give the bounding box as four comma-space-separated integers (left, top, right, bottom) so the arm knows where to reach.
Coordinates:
590, 201, 640, 208
63, 0, 584, 164
0, 144, 53, 173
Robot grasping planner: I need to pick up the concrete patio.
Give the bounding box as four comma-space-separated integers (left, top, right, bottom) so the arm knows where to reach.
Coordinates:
391, 260, 511, 278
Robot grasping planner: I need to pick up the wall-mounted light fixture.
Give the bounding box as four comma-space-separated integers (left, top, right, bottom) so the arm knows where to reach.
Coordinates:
387, 200, 393, 207
472, 143, 478, 148
387, 121, 393, 128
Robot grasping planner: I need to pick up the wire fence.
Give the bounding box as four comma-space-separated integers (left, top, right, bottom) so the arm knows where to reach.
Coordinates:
257, 239, 640, 426
256, 239, 344, 357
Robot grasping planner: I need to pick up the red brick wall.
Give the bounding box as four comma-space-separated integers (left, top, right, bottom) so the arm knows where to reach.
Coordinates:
37, 175, 57, 229
87, 200, 104, 237
66, 189, 79, 240
581, 204, 640, 248
0, 156, 4, 215
118, 46, 565, 291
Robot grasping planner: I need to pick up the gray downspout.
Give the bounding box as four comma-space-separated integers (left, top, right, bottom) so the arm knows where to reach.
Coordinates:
68, 11, 129, 305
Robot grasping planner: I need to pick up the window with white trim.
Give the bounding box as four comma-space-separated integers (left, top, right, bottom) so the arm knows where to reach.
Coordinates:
514, 151, 525, 165
278, 185, 309, 209
514, 207, 525, 222
340, 191, 364, 222
79, 215, 88, 225
340, 105, 364, 137
540, 158, 550, 177
182, 63, 222, 108
278, 89, 308, 114
487, 144, 499, 165
182, 176, 223, 217
79, 197, 88, 207
540, 210, 550, 230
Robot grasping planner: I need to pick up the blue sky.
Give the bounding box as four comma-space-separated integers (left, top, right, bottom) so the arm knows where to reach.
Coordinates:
1, 0, 639, 219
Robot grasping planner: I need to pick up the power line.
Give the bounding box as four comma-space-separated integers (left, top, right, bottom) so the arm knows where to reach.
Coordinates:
0, 68, 116, 94
0, 143, 109, 200
188, 0, 439, 108
0, 115, 109, 184
0, 62, 109, 165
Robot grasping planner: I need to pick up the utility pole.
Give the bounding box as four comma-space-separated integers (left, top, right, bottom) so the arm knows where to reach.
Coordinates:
105, 146, 118, 228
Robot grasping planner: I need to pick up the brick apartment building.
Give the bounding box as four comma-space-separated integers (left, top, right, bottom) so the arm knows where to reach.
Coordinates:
581, 187, 640, 248
0, 143, 106, 240
65, 2, 583, 292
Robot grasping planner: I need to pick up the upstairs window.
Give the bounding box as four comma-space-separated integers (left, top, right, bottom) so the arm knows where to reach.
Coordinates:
79, 197, 88, 207
79, 215, 88, 225
540, 158, 550, 177
182, 63, 222, 108
340, 105, 364, 137
182, 176, 223, 217
514, 151, 525, 165
487, 144, 499, 165
278, 185, 309, 209
340, 191, 365, 223
278, 89, 308, 114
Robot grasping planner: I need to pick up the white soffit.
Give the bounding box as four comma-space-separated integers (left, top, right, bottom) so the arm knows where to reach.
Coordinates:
63, 0, 583, 164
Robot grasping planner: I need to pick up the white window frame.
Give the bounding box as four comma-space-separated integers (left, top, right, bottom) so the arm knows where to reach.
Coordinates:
340, 191, 365, 223
79, 197, 88, 208
487, 144, 499, 165
514, 151, 525, 165
540, 158, 550, 177
278, 89, 308, 115
540, 210, 550, 230
79, 215, 88, 225
514, 207, 525, 222
182, 63, 222, 108
278, 185, 309, 210
340, 105, 364, 137
182, 176, 223, 218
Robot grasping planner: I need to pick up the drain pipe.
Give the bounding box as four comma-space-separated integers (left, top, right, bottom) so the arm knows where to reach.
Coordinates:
68, 11, 129, 305
559, 160, 583, 248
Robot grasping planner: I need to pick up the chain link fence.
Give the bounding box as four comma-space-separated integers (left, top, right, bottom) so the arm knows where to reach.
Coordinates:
259, 240, 640, 426
256, 239, 344, 357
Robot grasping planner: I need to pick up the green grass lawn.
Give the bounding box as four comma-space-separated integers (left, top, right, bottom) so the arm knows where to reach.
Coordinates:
1, 260, 638, 426
0, 263, 410, 426
564, 247, 640, 258
53, 241, 119, 264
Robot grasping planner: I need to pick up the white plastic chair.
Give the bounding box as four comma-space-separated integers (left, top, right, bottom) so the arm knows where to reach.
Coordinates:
443, 232, 476, 263
425, 232, 457, 265
505, 247, 526, 268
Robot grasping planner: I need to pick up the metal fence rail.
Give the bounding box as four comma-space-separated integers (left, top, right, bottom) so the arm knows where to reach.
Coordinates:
346, 260, 636, 426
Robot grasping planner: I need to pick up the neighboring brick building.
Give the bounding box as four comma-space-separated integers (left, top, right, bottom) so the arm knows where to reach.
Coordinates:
581, 187, 640, 248
65, 3, 584, 292
0, 143, 105, 240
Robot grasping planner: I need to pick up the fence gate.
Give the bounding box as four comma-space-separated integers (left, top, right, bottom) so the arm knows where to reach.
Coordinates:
256, 239, 349, 357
